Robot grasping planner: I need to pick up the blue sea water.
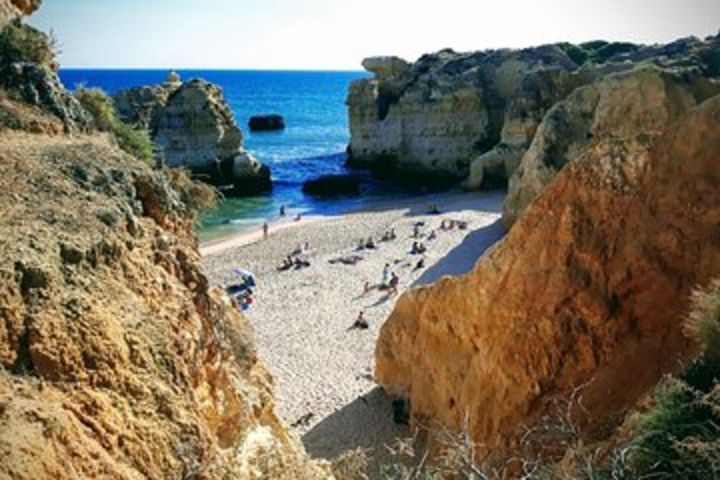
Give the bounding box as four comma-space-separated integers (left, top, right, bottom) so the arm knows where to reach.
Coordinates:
58, 69, 386, 241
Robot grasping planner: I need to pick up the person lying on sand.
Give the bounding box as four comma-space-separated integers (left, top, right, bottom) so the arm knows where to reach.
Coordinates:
278, 256, 294, 271
411, 242, 427, 255
427, 230, 437, 241
415, 258, 425, 270
329, 255, 363, 266
457, 221, 468, 230
350, 311, 369, 330
294, 257, 310, 269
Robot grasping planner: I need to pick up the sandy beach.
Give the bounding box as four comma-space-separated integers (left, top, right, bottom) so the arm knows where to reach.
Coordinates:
202, 191, 506, 463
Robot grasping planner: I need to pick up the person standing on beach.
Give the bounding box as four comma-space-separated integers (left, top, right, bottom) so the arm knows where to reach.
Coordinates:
382, 263, 391, 288
279, 205, 286, 217
263, 222, 269, 239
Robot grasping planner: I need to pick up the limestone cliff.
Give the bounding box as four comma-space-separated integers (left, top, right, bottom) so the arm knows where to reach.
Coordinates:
0, 130, 327, 479
348, 34, 720, 190
0, 0, 40, 28
0, 8, 327, 478
375, 94, 720, 456
504, 65, 720, 225
114, 75, 272, 196
347, 47, 579, 187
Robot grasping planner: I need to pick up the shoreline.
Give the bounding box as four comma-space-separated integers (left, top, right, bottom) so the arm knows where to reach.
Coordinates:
199, 189, 502, 256
201, 190, 506, 465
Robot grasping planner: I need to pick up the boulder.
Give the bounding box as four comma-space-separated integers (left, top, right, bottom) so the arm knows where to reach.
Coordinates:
231, 151, 272, 195
302, 174, 361, 197
375, 93, 720, 457
248, 114, 285, 132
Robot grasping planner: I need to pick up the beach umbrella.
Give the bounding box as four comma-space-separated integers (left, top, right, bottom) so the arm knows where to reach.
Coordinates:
234, 268, 256, 287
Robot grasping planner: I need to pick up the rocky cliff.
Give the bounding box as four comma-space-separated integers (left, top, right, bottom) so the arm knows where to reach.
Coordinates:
0, 0, 40, 28
114, 75, 272, 196
348, 34, 720, 192
0, 6, 327, 478
375, 93, 720, 456
504, 65, 720, 225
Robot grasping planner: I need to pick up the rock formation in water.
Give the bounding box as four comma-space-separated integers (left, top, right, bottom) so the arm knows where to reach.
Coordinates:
248, 114, 285, 132
347, 34, 720, 193
114, 73, 272, 196
0, 6, 328, 479
375, 92, 720, 456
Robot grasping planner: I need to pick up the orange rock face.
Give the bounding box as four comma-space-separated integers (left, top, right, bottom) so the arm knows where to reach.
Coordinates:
375, 95, 720, 454
0, 132, 327, 479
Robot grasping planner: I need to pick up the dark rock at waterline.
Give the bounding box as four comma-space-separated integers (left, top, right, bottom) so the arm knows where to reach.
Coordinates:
232, 163, 273, 196
302, 174, 361, 197
248, 114, 285, 132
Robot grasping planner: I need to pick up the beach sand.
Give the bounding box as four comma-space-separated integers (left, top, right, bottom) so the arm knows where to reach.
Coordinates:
202, 191, 506, 465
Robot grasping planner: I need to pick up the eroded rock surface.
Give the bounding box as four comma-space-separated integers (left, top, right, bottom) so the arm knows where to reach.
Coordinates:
375, 94, 720, 456
0, 131, 328, 480
348, 34, 720, 190
504, 66, 720, 225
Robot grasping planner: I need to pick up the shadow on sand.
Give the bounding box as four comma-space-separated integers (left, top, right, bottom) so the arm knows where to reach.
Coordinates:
302, 387, 410, 465
414, 219, 506, 287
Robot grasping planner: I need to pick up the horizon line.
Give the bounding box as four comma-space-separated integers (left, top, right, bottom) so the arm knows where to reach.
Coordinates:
59, 66, 367, 73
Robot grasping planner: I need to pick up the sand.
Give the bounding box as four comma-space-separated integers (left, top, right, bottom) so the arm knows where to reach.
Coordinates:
202, 191, 505, 464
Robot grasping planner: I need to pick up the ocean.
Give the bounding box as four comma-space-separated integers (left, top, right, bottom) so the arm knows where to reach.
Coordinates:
58, 69, 398, 241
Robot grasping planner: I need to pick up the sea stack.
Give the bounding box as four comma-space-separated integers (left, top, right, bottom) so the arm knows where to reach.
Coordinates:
114, 72, 272, 196
248, 114, 285, 132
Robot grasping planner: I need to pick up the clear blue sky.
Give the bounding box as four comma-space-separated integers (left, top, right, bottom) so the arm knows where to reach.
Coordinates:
30, 0, 720, 70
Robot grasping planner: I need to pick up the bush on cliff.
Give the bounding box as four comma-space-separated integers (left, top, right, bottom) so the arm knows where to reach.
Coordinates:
0, 21, 55, 67
627, 280, 720, 479
163, 167, 218, 217
75, 87, 154, 165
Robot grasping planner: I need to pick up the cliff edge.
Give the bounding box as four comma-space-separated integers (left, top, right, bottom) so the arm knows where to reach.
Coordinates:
375, 93, 720, 456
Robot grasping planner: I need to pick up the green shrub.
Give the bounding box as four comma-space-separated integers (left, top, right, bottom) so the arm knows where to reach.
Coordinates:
589, 42, 640, 63
75, 87, 154, 165
686, 279, 720, 361
558, 43, 590, 66
0, 21, 54, 66
164, 167, 218, 217
625, 280, 720, 479
74, 87, 116, 131
114, 122, 154, 165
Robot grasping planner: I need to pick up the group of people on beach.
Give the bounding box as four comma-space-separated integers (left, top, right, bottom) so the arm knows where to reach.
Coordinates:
279, 242, 311, 271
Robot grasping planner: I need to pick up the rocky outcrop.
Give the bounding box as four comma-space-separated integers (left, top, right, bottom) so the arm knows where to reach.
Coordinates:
0, 0, 40, 28
302, 174, 361, 197
348, 34, 720, 190
114, 75, 272, 196
0, 130, 328, 479
347, 47, 580, 187
503, 66, 720, 225
0, 61, 92, 131
248, 114, 285, 132
375, 94, 720, 456
0, 6, 92, 132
